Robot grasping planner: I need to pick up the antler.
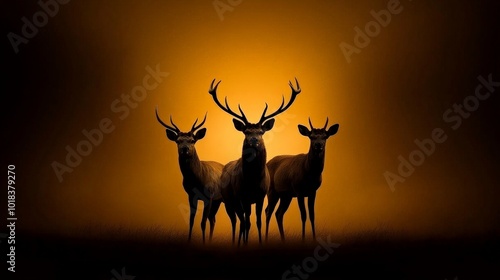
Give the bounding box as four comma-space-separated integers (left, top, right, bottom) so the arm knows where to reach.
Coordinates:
308, 117, 314, 130
208, 79, 248, 124
323, 117, 329, 130
191, 112, 207, 133
155, 106, 180, 133
258, 78, 301, 124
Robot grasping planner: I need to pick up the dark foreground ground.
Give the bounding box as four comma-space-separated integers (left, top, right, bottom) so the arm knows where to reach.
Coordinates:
6, 228, 500, 280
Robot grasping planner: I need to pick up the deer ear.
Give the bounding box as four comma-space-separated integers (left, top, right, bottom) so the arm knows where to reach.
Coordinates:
327, 124, 339, 137
262, 119, 275, 131
195, 128, 207, 140
166, 130, 178, 141
233, 119, 246, 131
298, 125, 310, 136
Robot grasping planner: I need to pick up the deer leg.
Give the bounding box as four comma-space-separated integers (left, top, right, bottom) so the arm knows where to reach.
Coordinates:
208, 199, 222, 242
225, 202, 237, 245
297, 196, 307, 241
275, 195, 293, 242
265, 190, 279, 242
255, 197, 264, 245
235, 206, 245, 246
308, 192, 317, 240
188, 195, 197, 242
243, 203, 252, 244
201, 198, 211, 244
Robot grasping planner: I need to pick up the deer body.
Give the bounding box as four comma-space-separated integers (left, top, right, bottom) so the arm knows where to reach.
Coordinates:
220, 140, 270, 244
156, 109, 223, 243
268, 153, 323, 196
222, 156, 269, 205
209, 79, 300, 245
178, 152, 222, 200
265, 118, 339, 241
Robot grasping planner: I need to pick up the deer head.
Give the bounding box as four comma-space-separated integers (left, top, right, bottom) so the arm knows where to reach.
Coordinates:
298, 118, 339, 156
156, 106, 207, 157
208, 78, 301, 152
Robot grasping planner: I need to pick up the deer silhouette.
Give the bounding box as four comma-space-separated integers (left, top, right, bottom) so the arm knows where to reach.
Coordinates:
208, 78, 300, 245
156, 107, 223, 243
265, 117, 339, 241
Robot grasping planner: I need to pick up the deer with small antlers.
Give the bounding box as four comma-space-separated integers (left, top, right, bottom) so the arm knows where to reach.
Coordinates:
265, 117, 339, 241
155, 108, 224, 243
208, 78, 301, 245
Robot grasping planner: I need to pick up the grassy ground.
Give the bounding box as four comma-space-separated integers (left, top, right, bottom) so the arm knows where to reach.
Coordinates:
9, 226, 500, 280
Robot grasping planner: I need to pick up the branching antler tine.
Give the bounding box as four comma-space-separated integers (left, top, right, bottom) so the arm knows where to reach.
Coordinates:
209, 79, 214, 91
294, 77, 301, 93
259, 79, 301, 123
209, 79, 221, 93
279, 95, 285, 110
218, 93, 244, 122
288, 77, 301, 94
169, 115, 180, 132
191, 112, 207, 132
238, 105, 248, 123
259, 103, 269, 123
309, 117, 313, 130
224, 97, 238, 117
323, 117, 329, 130
155, 106, 178, 132
200, 112, 207, 127
224, 97, 231, 111
208, 79, 247, 124
155, 106, 169, 128
191, 118, 199, 131
208, 79, 246, 123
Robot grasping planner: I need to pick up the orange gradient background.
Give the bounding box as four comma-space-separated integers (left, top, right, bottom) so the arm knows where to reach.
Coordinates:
4, 0, 499, 240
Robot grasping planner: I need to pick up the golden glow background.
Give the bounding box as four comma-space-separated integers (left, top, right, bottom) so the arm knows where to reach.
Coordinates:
4, 0, 499, 238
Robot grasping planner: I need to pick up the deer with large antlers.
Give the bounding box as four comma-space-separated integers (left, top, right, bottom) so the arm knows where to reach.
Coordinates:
208, 78, 301, 245
155, 108, 224, 243
265, 117, 339, 241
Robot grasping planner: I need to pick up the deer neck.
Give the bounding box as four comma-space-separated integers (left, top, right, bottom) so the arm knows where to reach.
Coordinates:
178, 149, 201, 177
241, 144, 267, 177
306, 146, 325, 176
